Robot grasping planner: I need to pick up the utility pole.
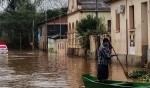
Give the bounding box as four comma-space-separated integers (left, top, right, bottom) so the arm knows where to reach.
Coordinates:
32, 20, 35, 51
45, 5, 48, 52
95, 0, 99, 60
126, 0, 128, 68
96, 0, 98, 20
59, 10, 62, 39
20, 32, 21, 51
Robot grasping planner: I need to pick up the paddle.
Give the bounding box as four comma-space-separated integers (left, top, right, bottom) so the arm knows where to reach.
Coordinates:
109, 42, 129, 78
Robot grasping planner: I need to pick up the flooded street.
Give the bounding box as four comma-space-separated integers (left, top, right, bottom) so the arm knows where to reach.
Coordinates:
0, 50, 134, 88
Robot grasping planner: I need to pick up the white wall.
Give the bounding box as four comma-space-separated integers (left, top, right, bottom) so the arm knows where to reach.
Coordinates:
111, 0, 149, 56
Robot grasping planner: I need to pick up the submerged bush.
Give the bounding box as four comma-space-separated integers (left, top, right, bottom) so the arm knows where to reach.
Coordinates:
139, 74, 150, 82
128, 69, 147, 78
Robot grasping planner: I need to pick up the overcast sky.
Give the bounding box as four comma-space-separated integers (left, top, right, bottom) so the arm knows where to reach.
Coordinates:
0, 0, 68, 12
0, 0, 7, 11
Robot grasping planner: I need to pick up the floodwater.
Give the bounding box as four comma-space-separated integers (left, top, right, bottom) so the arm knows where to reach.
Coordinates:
0, 50, 134, 88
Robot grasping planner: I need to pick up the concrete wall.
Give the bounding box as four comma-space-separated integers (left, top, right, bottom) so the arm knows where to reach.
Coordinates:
111, 0, 150, 66
48, 39, 57, 52
90, 35, 96, 59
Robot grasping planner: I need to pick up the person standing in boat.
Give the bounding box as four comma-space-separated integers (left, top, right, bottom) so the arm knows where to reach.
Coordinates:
97, 38, 116, 82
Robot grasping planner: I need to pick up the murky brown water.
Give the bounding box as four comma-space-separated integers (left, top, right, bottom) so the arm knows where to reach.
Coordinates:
0, 50, 135, 88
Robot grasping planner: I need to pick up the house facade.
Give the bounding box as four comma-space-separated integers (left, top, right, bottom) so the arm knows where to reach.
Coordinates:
67, 0, 111, 56
38, 15, 67, 52
106, 0, 150, 67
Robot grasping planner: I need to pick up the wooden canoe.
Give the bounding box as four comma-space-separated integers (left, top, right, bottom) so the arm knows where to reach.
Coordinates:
82, 74, 150, 88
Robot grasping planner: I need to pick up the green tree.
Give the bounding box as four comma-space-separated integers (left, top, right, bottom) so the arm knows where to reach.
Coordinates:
1, 0, 42, 12
0, 0, 67, 49
76, 15, 106, 56
0, 2, 38, 49
47, 7, 67, 19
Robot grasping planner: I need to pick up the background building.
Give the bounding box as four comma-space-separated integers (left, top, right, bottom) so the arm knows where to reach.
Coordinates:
106, 0, 150, 67
38, 15, 68, 52
67, 0, 111, 56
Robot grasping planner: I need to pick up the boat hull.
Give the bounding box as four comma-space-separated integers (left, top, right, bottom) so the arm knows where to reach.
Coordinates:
82, 74, 150, 88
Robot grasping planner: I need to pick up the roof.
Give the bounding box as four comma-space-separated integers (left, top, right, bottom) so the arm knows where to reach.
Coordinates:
50, 34, 60, 39
48, 34, 67, 39
77, 0, 110, 12
103, 0, 120, 3
37, 14, 67, 26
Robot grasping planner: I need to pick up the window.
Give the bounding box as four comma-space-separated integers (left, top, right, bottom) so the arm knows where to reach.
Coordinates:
76, 20, 78, 31
72, 22, 74, 31
116, 12, 120, 32
107, 20, 111, 32
68, 23, 71, 45
58, 44, 59, 49
69, 23, 71, 32
73, 33, 75, 45
129, 5, 135, 29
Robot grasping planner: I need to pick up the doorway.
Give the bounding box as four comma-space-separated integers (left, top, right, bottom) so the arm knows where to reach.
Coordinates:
141, 2, 148, 65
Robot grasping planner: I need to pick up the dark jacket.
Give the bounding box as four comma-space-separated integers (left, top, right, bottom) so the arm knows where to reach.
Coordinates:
98, 43, 111, 65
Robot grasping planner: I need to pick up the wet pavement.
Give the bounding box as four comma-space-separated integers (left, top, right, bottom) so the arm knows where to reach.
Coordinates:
0, 50, 135, 88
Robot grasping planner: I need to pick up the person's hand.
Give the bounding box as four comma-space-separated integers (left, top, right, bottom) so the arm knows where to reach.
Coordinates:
111, 54, 117, 57
108, 42, 112, 49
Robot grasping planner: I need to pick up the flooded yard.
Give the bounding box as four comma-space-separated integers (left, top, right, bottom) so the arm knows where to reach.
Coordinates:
0, 50, 135, 88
